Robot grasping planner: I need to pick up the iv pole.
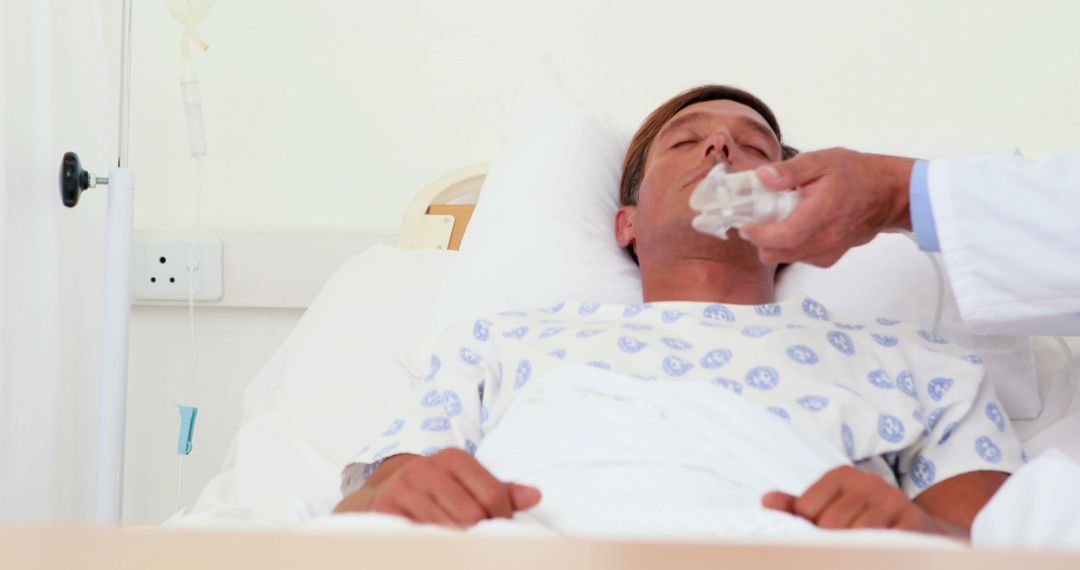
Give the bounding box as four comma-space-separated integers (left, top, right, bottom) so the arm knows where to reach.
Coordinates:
58, 0, 135, 524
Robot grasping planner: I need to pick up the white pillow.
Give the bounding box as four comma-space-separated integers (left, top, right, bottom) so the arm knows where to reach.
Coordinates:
193, 245, 457, 520
434, 61, 642, 330
431, 61, 1040, 420
261, 245, 458, 459
775, 234, 1040, 419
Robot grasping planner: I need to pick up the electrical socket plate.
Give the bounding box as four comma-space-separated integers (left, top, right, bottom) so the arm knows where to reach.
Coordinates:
131, 238, 223, 302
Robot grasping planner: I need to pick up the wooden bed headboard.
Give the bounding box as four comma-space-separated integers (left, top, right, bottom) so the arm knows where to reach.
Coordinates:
397, 165, 487, 251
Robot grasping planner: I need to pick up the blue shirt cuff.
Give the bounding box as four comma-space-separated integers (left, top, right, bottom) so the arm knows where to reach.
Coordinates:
909, 160, 941, 252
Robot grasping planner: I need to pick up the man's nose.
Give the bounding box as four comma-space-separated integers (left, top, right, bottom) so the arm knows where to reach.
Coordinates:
704, 131, 733, 165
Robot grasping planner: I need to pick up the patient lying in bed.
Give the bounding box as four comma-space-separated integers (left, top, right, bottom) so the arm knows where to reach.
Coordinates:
334, 85, 1022, 540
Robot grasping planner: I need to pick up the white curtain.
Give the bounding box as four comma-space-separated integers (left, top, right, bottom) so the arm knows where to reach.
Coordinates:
0, 0, 114, 522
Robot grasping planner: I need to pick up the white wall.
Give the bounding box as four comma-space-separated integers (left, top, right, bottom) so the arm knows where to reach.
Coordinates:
130, 0, 1080, 233
125, 306, 300, 523
123, 0, 1080, 523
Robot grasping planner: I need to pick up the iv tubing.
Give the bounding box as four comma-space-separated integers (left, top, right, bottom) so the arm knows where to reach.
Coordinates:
900, 231, 946, 335
175, 76, 207, 510
1053, 336, 1078, 424
174, 141, 205, 515
188, 157, 203, 405
175, 455, 183, 513
926, 247, 947, 335
908, 233, 1077, 424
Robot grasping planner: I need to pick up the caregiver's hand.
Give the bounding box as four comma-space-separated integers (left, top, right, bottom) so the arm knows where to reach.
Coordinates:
761, 466, 966, 539
739, 148, 916, 267
333, 448, 541, 528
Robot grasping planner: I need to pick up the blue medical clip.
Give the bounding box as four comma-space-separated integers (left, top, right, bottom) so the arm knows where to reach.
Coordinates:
176, 405, 198, 455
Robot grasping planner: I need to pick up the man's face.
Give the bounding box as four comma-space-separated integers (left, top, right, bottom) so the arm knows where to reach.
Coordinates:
616, 99, 784, 263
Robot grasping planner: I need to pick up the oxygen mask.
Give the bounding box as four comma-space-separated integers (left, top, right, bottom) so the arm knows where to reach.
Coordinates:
688, 163, 800, 239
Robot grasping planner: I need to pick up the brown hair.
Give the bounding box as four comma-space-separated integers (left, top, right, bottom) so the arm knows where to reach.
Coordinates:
619, 85, 799, 207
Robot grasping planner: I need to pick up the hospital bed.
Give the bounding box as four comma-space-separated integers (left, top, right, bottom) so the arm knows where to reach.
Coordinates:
168, 61, 1080, 549
5, 161, 1080, 568
183, 160, 1080, 519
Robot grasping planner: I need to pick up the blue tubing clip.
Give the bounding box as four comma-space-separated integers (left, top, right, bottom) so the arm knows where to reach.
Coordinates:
177, 405, 198, 455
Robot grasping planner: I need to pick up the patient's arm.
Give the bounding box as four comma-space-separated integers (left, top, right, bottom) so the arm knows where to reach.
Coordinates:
763, 465, 1008, 539
913, 469, 1009, 531
333, 448, 541, 528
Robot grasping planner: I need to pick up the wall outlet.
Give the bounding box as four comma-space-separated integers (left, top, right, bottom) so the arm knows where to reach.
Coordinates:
131, 238, 223, 302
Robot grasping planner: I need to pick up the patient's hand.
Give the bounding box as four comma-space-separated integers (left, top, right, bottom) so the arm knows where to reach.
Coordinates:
332, 448, 541, 528
761, 465, 967, 539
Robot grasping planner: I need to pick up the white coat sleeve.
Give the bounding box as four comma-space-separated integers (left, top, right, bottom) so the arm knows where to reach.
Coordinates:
928, 151, 1080, 335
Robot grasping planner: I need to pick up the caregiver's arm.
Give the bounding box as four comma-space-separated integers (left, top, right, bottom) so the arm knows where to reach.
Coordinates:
763, 465, 1008, 538
333, 448, 541, 528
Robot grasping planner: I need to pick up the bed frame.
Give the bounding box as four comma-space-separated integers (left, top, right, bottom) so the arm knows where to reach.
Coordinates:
397, 165, 487, 251
5, 526, 1080, 569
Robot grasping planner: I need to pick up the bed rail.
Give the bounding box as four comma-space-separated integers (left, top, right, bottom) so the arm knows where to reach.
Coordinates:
397, 165, 487, 251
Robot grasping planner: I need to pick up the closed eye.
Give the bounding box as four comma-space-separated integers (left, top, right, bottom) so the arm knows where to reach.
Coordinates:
741, 142, 769, 158
671, 139, 697, 150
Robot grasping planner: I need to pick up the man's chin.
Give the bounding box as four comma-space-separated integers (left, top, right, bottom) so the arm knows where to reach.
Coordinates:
686, 221, 749, 246
647, 223, 759, 258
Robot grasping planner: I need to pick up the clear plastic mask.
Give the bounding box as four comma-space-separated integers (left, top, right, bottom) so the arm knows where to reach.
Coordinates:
688, 164, 800, 239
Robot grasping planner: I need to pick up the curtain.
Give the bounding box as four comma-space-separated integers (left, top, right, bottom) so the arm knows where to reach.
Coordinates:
0, 0, 113, 522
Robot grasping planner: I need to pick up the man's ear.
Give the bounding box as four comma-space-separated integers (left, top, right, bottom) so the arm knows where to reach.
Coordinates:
615, 205, 637, 248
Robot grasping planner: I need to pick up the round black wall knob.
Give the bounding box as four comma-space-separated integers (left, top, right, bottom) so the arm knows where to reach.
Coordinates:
60, 151, 92, 208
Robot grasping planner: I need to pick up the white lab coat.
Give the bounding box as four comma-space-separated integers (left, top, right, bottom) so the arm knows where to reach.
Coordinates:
928, 151, 1080, 335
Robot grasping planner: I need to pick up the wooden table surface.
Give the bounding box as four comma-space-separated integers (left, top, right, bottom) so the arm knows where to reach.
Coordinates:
3, 525, 1079, 570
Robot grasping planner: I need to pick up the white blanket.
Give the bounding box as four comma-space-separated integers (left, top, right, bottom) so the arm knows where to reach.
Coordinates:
171, 366, 959, 549
474, 364, 845, 539
973, 449, 1080, 550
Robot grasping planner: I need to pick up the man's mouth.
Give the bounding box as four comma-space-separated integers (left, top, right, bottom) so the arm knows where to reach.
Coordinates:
684, 163, 719, 191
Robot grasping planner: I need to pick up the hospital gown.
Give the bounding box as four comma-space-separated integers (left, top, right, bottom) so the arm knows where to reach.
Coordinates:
344, 296, 1022, 499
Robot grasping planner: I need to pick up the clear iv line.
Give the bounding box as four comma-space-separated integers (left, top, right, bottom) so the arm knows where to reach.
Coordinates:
906, 231, 1078, 426
189, 156, 203, 406
174, 65, 208, 509
925, 242, 946, 335
897, 231, 946, 336
175, 153, 205, 515
169, 0, 215, 517
1053, 337, 1079, 424
175, 454, 184, 513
